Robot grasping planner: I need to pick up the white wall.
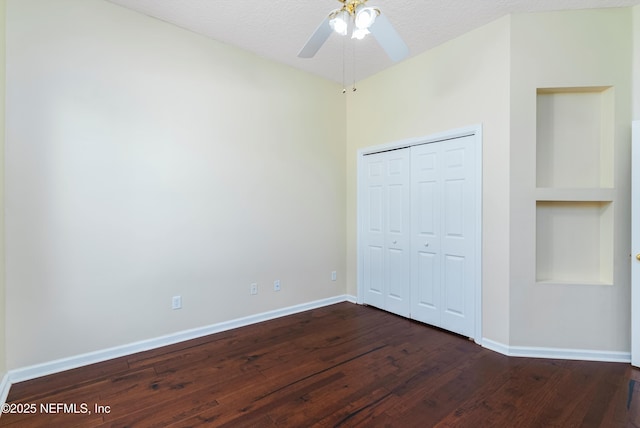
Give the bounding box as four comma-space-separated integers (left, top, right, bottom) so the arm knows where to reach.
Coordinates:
5, 0, 346, 369
346, 16, 512, 345
509, 9, 632, 351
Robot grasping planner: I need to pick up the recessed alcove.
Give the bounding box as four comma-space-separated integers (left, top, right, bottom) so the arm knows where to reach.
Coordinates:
536, 201, 613, 285
535, 86, 615, 286
536, 87, 614, 189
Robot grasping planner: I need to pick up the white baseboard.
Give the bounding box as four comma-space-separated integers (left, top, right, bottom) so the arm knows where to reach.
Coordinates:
482, 338, 511, 356
482, 338, 631, 363
344, 294, 357, 304
6, 294, 358, 389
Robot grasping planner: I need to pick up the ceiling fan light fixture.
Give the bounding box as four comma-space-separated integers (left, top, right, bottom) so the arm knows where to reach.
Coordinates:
297, 0, 409, 64
354, 6, 377, 29
351, 27, 370, 40
329, 9, 350, 36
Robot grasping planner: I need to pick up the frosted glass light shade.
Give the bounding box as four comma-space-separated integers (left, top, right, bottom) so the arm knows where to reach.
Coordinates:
330, 10, 349, 36
355, 6, 377, 29
352, 28, 370, 40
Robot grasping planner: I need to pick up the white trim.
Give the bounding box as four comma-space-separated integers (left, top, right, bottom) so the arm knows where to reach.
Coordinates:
632, 120, 640, 367
482, 338, 511, 356
343, 294, 357, 304
482, 338, 631, 363
473, 126, 483, 343
0, 373, 11, 409
356, 153, 366, 306
357, 124, 481, 156
7, 295, 357, 386
357, 124, 483, 341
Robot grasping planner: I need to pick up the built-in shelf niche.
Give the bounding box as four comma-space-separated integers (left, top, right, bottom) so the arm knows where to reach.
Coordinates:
536, 86, 614, 190
536, 201, 613, 285
535, 86, 615, 286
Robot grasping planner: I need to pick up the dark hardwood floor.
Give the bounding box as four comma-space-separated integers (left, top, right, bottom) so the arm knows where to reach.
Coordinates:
1, 302, 639, 427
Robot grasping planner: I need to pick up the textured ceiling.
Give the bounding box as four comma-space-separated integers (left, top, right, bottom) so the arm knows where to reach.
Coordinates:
107, 0, 640, 84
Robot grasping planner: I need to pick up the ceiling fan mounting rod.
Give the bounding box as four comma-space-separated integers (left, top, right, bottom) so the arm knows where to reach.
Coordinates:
337, 0, 369, 16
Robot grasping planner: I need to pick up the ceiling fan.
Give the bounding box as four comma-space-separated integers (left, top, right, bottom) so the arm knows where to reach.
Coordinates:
298, 0, 409, 62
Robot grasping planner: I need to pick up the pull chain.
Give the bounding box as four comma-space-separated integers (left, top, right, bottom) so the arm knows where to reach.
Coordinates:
352, 41, 357, 92
342, 34, 346, 94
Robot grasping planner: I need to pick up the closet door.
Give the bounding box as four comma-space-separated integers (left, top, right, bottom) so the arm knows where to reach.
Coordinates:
411, 136, 476, 337
410, 143, 442, 326
362, 149, 411, 317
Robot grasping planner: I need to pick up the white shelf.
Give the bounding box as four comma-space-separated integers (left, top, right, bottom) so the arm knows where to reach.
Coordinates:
535, 280, 614, 287
535, 188, 614, 202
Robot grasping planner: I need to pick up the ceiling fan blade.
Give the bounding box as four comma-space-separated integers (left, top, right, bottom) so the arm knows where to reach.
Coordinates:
298, 16, 332, 58
369, 12, 409, 62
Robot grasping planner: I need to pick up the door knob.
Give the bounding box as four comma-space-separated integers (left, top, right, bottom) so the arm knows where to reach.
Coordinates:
637, 254, 640, 261
392, 240, 398, 245
424, 243, 429, 247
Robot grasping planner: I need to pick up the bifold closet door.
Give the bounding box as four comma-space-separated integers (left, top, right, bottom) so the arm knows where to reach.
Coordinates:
362, 148, 411, 318
410, 136, 476, 337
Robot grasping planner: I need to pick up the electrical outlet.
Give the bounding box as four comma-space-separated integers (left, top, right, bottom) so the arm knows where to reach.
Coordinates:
274, 280, 281, 292
331, 271, 337, 281
172, 295, 182, 310
250, 283, 258, 295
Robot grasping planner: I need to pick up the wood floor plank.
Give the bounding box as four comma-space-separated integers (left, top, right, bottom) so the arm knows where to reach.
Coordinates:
101, 385, 221, 428
382, 352, 512, 427
1, 303, 638, 427
438, 359, 573, 427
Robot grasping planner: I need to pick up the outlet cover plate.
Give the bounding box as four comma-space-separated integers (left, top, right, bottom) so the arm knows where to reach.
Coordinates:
172, 295, 182, 310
